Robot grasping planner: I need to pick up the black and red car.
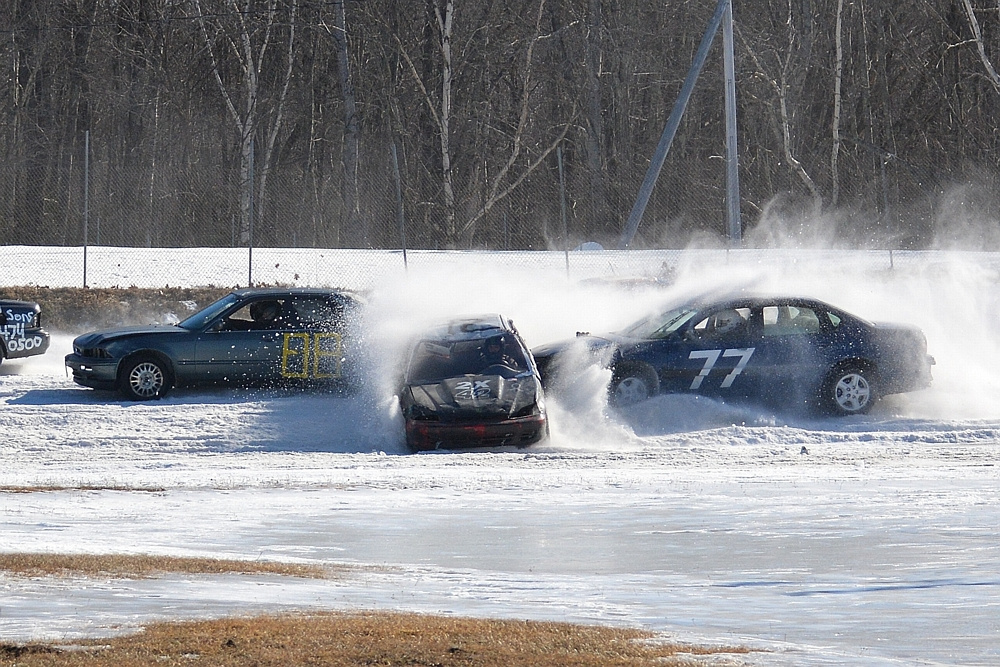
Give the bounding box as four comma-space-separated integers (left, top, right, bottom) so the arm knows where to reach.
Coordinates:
399, 315, 549, 452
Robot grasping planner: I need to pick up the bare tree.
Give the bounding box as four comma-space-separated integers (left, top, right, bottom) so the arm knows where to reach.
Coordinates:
320, 0, 362, 245
831, 0, 845, 207
961, 0, 1000, 95
395, 0, 572, 247
738, 3, 822, 214
193, 0, 297, 246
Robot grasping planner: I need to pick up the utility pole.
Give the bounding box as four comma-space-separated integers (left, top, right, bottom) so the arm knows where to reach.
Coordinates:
617, 0, 741, 248
723, 0, 741, 245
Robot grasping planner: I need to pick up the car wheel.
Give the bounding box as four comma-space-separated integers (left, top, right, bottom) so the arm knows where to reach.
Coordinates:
610, 365, 657, 407
822, 363, 875, 415
119, 355, 172, 400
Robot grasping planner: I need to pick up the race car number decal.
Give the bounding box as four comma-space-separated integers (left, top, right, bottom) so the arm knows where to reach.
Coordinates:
454, 379, 491, 399
688, 347, 755, 389
281, 332, 343, 379
1, 323, 43, 352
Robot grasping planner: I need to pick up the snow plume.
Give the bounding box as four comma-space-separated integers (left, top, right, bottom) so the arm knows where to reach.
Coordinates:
930, 176, 1000, 251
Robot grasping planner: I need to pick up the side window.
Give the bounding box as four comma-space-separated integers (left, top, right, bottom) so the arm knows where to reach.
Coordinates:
287, 297, 344, 328
223, 299, 285, 331
762, 305, 821, 337
825, 311, 842, 329
690, 307, 751, 339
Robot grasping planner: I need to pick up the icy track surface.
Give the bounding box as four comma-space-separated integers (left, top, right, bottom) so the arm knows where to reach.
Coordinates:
3, 256, 1000, 666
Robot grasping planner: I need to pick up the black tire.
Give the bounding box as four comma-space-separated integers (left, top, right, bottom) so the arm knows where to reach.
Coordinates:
821, 363, 875, 416
610, 364, 657, 407
119, 355, 173, 400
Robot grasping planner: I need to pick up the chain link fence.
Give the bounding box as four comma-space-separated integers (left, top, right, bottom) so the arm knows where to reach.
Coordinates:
3, 241, 989, 292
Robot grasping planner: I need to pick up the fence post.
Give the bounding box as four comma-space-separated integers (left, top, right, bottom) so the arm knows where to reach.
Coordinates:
248, 138, 254, 287
83, 130, 89, 288
392, 142, 407, 271
558, 145, 569, 276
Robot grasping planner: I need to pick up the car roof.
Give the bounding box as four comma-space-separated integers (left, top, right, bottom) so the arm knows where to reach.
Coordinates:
419, 314, 514, 343
679, 291, 839, 310
231, 287, 355, 298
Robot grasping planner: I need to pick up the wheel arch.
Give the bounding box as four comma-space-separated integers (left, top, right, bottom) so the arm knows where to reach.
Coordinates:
610, 360, 660, 399
820, 357, 879, 415
827, 356, 878, 385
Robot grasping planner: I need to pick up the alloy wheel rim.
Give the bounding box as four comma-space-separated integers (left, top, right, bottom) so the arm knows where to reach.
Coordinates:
130, 362, 164, 397
614, 377, 648, 406
834, 373, 870, 412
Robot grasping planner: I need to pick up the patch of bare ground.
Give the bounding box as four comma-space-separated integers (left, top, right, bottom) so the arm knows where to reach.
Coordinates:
0, 553, 331, 579
0, 486, 166, 494
0, 612, 752, 666
0, 555, 752, 665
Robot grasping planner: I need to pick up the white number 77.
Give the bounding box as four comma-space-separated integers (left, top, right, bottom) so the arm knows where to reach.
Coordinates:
688, 348, 756, 389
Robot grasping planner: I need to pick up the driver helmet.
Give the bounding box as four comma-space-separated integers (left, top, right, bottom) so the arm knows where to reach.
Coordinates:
250, 300, 280, 323
713, 309, 744, 334
483, 335, 505, 357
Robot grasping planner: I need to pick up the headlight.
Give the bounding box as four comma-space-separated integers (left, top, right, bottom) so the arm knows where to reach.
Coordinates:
508, 377, 541, 417
75, 346, 112, 359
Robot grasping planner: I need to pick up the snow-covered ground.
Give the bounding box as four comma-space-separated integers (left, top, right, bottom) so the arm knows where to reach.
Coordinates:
3, 248, 1000, 665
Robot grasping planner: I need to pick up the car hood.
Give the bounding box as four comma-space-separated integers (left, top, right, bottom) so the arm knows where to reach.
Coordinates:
73, 325, 185, 347
532, 334, 623, 359
405, 374, 540, 421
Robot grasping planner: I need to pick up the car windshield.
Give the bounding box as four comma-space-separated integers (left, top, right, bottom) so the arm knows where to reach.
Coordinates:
618, 305, 701, 340
177, 293, 240, 331
407, 338, 528, 383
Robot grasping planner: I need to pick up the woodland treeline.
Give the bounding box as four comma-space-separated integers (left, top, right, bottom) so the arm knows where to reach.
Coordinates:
1, 0, 999, 251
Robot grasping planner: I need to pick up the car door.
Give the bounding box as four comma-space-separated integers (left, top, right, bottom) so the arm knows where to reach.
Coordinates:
276, 295, 348, 381
751, 301, 832, 405
195, 297, 292, 383
649, 306, 758, 398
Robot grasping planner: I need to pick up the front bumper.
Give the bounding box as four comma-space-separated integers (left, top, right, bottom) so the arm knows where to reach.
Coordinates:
64, 353, 119, 390
405, 413, 548, 452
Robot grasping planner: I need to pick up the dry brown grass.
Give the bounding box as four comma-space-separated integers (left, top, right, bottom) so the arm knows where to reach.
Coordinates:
0, 553, 330, 579
0, 612, 751, 666
0, 485, 166, 494
0, 554, 753, 665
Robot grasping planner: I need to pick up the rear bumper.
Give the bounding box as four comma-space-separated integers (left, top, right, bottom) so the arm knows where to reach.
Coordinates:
881, 355, 935, 396
3, 329, 50, 360
406, 414, 548, 452
65, 354, 119, 390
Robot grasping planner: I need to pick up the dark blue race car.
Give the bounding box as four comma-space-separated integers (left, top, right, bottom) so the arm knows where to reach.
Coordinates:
531, 294, 935, 415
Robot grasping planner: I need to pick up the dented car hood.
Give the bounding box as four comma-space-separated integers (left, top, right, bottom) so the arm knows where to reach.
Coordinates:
405, 373, 539, 421
72, 325, 186, 347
